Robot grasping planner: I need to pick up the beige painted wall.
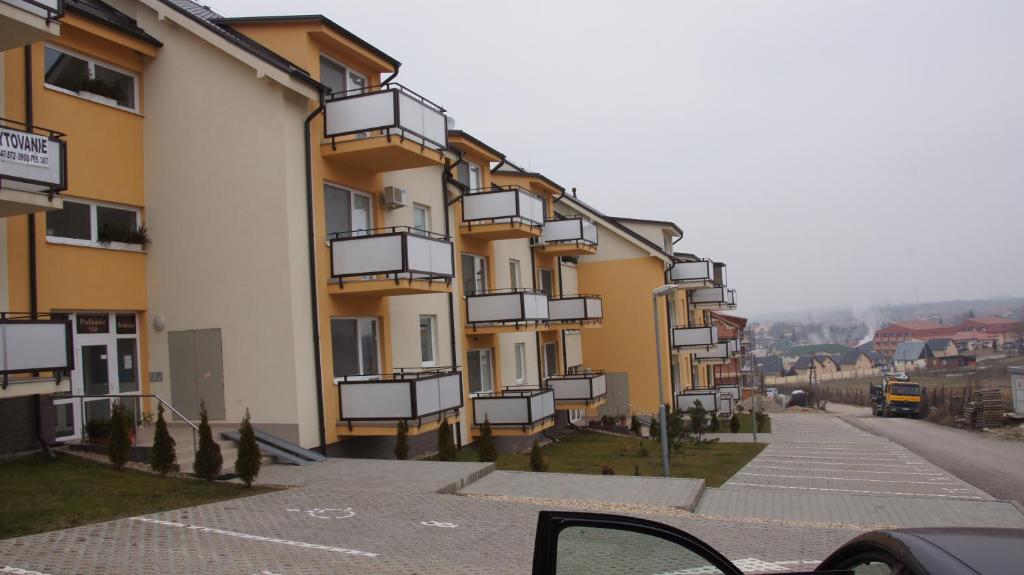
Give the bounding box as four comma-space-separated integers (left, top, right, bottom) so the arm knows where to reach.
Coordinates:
382, 167, 453, 369
615, 220, 674, 253
139, 7, 319, 445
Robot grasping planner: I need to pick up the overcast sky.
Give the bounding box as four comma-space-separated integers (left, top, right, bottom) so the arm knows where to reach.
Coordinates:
216, 0, 1024, 317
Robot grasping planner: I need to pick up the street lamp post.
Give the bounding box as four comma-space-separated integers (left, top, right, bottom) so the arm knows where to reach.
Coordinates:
652, 284, 681, 478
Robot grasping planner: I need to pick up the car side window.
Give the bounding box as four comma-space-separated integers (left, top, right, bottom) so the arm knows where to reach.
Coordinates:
556, 525, 728, 574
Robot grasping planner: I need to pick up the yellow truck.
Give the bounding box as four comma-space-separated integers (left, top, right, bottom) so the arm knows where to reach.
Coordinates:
870, 372, 923, 418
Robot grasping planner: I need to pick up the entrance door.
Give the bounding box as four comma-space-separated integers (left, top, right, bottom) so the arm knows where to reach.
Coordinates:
81, 344, 112, 425
168, 328, 226, 420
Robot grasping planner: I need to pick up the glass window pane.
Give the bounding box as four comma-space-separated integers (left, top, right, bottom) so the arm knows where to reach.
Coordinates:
540, 269, 554, 295
515, 343, 525, 381
324, 185, 352, 236
96, 206, 137, 243
82, 345, 109, 395
479, 350, 492, 392
348, 71, 366, 94
46, 201, 91, 240
544, 343, 558, 377
461, 254, 479, 296
44, 48, 89, 93
117, 339, 139, 393
53, 403, 74, 438
331, 318, 359, 377
92, 64, 135, 109
413, 205, 429, 232
359, 318, 379, 375
455, 163, 469, 186
468, 164, 481, 189
557, 526, 727, 575
420, 316, 435, 364
509, 260, 520, 290
352, 194, 371, 232
320, 57, 347, 95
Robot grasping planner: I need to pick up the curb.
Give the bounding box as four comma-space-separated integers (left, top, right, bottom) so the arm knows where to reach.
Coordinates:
435, 462, 496, 494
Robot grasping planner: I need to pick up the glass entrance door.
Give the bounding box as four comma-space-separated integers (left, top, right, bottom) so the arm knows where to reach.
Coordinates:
81, 344, 112, 425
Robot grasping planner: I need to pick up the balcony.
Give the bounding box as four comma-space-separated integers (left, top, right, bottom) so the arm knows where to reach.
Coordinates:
675, 389, 719, 413
545, 370, 607, 409
336, 369, 462, 435
668, 259, 714, 289
536, 217, 598, 256
322, 83, 447, 173
330, 227, 453, 296
471, 388, 555, 434
0, 0, 62, 51
546, 295, 603, 329
0, 119, 66, 217
0, 313, 73, 387
693, 338, 739, 365
671, 325, 718, 352
690, 287, 737, 311
460, 186, 546, 240
713, 262, 728, 287
464, 289, 549, 334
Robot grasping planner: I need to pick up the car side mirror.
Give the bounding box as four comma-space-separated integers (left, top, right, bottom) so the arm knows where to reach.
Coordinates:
531, 511, 743, 575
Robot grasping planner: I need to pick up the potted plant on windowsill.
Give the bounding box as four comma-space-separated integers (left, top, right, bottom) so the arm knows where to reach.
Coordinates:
75, 77, 122, 107
98, 224, 149, 248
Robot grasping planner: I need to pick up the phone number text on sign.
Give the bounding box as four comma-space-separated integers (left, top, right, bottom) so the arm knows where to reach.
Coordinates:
0, 129, 51, 168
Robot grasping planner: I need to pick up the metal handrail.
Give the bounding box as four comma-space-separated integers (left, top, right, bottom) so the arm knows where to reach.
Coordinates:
63, 393, 199, 452
327, 225, 450, 241
325, 81, 445, 113
0, 116, 66, 140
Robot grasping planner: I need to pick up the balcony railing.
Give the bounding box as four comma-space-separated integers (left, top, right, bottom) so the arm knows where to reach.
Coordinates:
671, 325, 718, 350
465, 288, 549, 327
675, 389, 719, 413
330, 226, 454, 282
1, 0, 63, 21
324, 83, 447, 152
0, 118, 67, 196
336, 368, 462, 422
713, 262, 728, 287
547, 295, 602, 325
668, 259, 714, 288
471, 388, 555, 428
540, 217, 598, 248
461, 185, 546, 228
690, 287, 737, 310
545, 370, 606, 405
0, 312, 73, 388
692, 339, 739, 364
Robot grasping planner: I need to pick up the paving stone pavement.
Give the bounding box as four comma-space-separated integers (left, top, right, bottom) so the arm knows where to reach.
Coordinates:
458, 470, 705, 511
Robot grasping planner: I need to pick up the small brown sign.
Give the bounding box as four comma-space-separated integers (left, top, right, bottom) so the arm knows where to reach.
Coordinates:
116, 313, 136, 334
76, 314, 109, 334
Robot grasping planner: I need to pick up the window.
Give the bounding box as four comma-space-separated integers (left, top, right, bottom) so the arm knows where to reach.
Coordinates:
514, 342, 527, 384
325, 183, 372, 236
419, 315, 437, 367
538, 268, 554, 296
467, 349, 493, 394
412, 204, 431, 232
543, 342, 559, 377
45, 199, 142, 249
509, 259, 522, 290
331, 318, 380, 379
44, 45, 138, 111
461, 253, 488, 295
319, 55, 367, 96
456, 161, 483, 189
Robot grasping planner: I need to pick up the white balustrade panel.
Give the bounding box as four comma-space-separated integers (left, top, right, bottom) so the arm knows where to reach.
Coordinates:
466, 293, 521, 323
0, 321, 69, 372
325, 91, 396, 137
672, 326, 718, 348
340, 382, 412, 419
542, 219, 584, 244
592, 374, 607, 397
547, 377, 590, 400
0, 128, 64, 192
522, 293, 549, 320
694, 342, 730, 361
669, 261, 713, 284
332, 235, 403, 276
438, 373, 462, 410
530, 390, 555, 420
676, 391, 718, 412
519, 191, 546, 224
405, 234, 453, 276
473, 396, 527, 425
413, 373, 463, 416
548, 298, 584, 321
585, 297, 602, 318
564, 332, 582, 367
691, 287, 727, 305
719, 397, 734, 416
397, 91, 447, 146
463, 191, 516, 221
716, 385, 740, 401
581, 220, 598, 244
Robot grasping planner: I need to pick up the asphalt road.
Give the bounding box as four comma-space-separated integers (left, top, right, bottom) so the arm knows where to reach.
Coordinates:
832, 404, 1024, 504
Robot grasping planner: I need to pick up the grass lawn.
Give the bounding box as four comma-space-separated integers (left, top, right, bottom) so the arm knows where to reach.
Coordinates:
0, 453, 273, 540
728, 413, 772, 434
455, 432, 764, 487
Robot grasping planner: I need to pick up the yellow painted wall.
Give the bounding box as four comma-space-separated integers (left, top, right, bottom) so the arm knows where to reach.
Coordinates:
577, 256, 672, 415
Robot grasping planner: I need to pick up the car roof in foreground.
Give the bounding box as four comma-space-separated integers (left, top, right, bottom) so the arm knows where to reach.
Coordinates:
902, 528, 1024, 574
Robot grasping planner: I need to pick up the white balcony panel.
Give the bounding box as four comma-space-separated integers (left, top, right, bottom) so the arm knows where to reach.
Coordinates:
669, 261, 713, 284
466, 293, 520, 323
716, 385, 740, 402
397, 91, 447, 146
324, 91, 395, 136
676, 390, 718, 412
548, 298, 583, 321
672, 326, 718, 348
340, 382, 412, 419
0, 321, 69, 372
473, 396, 527, 425
694, 342, 731, 361
691, 287, 728, 305
530, 390, 556, 420
523, 293, 549, 320
332, 235, 403, 276
520, 191, 546, 224
0, 127, 64, 193
406, 234, 453, 275
437, 373, 463, 410
542, 219, 598, 245
564, 332, 582, 367
586, 297, 603, 318
548, 374, 605, 401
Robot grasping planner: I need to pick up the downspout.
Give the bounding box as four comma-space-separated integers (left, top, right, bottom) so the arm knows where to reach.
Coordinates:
304, 95, 328, 455
24, 47, 37, 320
557, 258, 567, 371
442, 160, 460, 448
530, 247, 543, 387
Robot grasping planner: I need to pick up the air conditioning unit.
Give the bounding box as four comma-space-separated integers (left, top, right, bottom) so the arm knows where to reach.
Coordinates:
381, 186, 407, 210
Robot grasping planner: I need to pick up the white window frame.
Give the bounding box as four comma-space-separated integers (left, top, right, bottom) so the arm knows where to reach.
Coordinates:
509, 259, 522, 290
412, 203, 431, 232
462, 253, 488, 295
514, 342, 527, 384
43, 44, 140, 114
324, 182, 374, 241
331, 316, 381, 383
319, 52, 368, 95
467, 162, 482, 190
467, 348, 493, 395
419, 315, 437, 367
45, 197, 143, 252
543, 341, 559, 377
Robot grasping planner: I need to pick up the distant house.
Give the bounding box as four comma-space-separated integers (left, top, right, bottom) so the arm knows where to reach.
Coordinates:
757, 355, 785, 377
929, 354, 977, 369
892, 340, 933, 371
864, 350, 886, 367
926, 338, 958, 358
951, 331, 999, 353
857, 341, 875, 353
788, 355, 836, 377
962, 317, 1023, 347
873, 321, 957, 358
814, 354, 839, 373
783, 343, 854, 358
834, 350, 873, 372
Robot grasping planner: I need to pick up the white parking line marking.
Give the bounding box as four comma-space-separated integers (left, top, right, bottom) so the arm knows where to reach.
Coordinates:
746, 465, 945, 476
420, 521, 458, 528
132, 517, 378, 557
285, 507, 355, 519
759, 454, 915, 462
2, 567, 56, 575
728, 482, 983, 499
752, 459, 932, 469
736, 472, 960, 486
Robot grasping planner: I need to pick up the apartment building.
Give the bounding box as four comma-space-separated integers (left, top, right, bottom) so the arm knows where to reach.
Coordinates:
873, 320, 956, 358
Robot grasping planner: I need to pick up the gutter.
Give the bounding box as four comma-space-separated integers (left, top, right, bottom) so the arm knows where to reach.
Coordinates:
303, 95, 328, 455
24, 46, 37, 321
442, 159, 460, 448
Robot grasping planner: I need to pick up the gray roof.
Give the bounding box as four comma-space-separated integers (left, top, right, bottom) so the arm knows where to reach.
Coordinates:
857, 341, 875, 352
791, 356, 815, 370
894, 340, 931, 361
757, 355, 784, 375
927, 338, 953, 353
67, 0, 162, 45
838, 350, 867, 366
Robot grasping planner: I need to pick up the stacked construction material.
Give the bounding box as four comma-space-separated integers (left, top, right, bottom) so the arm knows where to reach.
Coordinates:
960, 388, 1007, 429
